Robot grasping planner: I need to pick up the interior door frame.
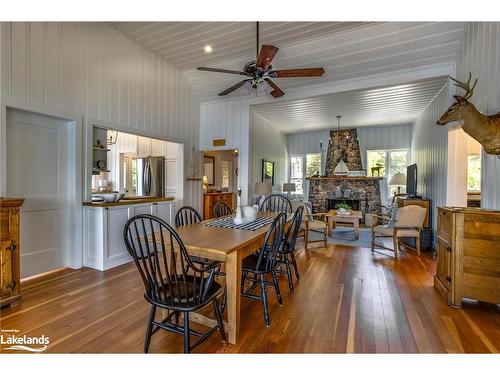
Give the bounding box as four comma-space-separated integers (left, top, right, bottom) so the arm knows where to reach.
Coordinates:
0, 99, 84, 270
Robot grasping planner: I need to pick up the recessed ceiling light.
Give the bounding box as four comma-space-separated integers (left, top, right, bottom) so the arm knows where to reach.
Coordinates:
204, 45, 212, 53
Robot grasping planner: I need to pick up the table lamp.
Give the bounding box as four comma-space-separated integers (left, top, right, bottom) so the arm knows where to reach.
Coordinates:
202, 175, 209, 192
255, 182, 272, 207
389, 172, 406, 194
283, 183, 296, 197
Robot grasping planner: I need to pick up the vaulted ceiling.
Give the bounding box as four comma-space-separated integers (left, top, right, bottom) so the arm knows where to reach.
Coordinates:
250, 76, 449, 133
111, 21, 465, 132
112, 21, 465, 102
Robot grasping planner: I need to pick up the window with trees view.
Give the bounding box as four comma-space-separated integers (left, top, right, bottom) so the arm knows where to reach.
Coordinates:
367, 149, 409, 197
289, 153, 321, 196
467, 154, 481, 191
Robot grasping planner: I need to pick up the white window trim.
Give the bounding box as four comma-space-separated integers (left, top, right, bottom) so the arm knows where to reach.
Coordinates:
289, 153, 322, 197
366, 148, 410, 199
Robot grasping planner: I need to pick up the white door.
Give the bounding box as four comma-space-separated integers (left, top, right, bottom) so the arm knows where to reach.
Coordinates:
6, 110, 75, 278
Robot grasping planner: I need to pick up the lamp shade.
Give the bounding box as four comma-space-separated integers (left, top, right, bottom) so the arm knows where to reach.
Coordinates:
202, 175, 209, 185
389, 172, 406, 186
255, 182, 272, 195
283, 183, 296, 193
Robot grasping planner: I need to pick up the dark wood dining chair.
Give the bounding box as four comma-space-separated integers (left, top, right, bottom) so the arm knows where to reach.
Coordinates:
123, 214, 226, 353
241, 212, 287, 327
213, 201, 233, 218
176, 205, 227, 312
278, 205, 304, 293
175, 206, 202, 226
259, 194, 292, 213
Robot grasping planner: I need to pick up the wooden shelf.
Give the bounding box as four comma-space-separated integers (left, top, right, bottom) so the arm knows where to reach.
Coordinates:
93, 147, 111, 152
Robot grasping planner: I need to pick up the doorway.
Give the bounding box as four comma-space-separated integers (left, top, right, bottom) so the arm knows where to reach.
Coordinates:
447, 127, 482, 208
6, 109, 76, 278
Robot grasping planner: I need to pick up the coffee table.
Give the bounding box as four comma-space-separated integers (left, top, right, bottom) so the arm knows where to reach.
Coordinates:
326, 210, 363, 240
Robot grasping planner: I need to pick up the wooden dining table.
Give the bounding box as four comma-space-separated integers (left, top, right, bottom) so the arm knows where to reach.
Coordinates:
169, 211, 291, 345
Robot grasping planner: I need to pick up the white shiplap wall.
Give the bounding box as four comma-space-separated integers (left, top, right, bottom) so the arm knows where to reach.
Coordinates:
199, 99, 251, 204
249, 110, 288, 201
410, 83, 451, 239
0, 22, 202, 210
456, 22, 500, 209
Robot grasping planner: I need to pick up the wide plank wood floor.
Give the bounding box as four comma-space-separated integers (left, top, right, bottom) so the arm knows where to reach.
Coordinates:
1, 242, 499, 353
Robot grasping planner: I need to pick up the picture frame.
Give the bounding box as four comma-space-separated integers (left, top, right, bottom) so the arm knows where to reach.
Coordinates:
261, 159, 275, 185
203, 155, 215, 185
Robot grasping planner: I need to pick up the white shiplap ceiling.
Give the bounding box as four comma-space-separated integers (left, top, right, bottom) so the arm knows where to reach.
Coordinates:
111, 22, 465, 101
110, 22, 373, 69
250, 77, 448, 133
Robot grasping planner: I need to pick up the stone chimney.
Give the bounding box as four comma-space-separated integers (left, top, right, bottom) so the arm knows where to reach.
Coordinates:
324, 128, 362, 176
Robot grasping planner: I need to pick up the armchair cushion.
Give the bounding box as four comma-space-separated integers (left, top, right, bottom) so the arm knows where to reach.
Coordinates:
373, 225, 420, 238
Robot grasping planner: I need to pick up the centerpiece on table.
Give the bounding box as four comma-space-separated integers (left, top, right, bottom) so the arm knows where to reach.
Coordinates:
335, 202, 352, 215
234, 186, 259, 224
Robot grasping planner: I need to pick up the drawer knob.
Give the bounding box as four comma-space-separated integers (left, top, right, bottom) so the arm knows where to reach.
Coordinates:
5, 244, 16, 251
445, 276, 452, 283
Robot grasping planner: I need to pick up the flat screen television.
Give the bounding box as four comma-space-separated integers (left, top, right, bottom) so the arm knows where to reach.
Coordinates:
406, 163, 418, 197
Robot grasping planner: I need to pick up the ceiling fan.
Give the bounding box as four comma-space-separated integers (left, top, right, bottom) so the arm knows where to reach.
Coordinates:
196, 22, 325, 98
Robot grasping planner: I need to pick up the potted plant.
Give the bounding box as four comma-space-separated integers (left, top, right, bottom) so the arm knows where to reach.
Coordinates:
335, 202, 352, 215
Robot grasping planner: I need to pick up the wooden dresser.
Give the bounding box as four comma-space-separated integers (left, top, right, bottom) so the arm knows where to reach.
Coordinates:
203, 192, 234, 220
435, 206, 500, 307
1, 197, 24, 308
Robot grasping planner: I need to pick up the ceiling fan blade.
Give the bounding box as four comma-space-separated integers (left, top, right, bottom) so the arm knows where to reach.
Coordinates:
265, 78, 285, 98
197, 67, 249, 76
272, 68, 325, 78
256, 45, 279, 70
218, 80, 249, 96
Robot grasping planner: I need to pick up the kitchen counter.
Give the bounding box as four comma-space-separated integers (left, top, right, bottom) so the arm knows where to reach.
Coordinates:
83, 197, 177, 271
83, 196, 174, 207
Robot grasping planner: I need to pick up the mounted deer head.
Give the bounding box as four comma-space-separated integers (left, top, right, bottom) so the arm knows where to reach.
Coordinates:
437, 73, 500, 155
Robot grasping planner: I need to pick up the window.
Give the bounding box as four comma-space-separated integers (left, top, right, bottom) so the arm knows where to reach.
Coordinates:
367, 149, 410, 197
467, 154, 481, 192
289, 153, 321, 196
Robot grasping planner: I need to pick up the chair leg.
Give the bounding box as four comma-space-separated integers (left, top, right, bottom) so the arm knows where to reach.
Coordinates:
241, 271, 247, 293
371, 230, 375, 252
393, 238, 399, 258
144, 305, 156, 353
183, 311, 190, 354
290, 252, 300, 280
416, 236, 421, 256
323, 227, 327, 247
213, 298, 226, 342
272, 270, 283, 305
305, 229, 309, 250
220, 286, 227, 314
260, 275, 270, 327
284, 254, 294, 293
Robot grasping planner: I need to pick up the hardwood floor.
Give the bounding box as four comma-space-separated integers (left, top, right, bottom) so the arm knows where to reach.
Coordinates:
1, 242, 499, 353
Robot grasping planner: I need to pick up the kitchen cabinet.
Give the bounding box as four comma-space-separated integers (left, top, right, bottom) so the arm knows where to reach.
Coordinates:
434, 206, 500, 307
0, 198, 24, 307
137, 136, 165, 157
84, 199, 175, 271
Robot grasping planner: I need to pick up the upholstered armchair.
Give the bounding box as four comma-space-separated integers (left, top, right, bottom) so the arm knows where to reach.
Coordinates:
369, 205, 427, 257
300, 204, 329, 249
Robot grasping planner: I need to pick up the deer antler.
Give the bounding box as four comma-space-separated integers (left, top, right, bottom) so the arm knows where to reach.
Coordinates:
450, 72, 478, 100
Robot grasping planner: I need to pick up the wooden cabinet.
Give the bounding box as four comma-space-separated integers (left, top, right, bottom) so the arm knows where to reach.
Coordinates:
137, 136, 165, 157
434, 206, 500, 307
203, 193, 234, 220
1, 198, 24, 308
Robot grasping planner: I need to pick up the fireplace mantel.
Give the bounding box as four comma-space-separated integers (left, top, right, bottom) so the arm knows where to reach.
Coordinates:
306, 176, 383, 181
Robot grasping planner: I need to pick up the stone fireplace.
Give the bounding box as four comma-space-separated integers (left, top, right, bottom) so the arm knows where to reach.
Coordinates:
308, 128, 382, 216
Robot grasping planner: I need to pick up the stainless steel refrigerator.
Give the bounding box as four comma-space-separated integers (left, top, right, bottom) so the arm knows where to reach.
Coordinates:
135, 157, 166, 197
